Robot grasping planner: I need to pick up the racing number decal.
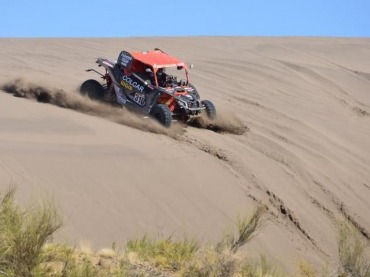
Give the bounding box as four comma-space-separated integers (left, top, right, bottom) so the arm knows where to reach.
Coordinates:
121, 80, 132, 91
134, 93, 145, 106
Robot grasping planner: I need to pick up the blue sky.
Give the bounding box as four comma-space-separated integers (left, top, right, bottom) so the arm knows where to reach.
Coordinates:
1, 0, 369, 37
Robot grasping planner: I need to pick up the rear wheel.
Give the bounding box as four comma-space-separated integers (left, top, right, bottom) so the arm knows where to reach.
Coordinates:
202, 100, 216, 120
80, 79, 104, 101
150, 104, 172, 128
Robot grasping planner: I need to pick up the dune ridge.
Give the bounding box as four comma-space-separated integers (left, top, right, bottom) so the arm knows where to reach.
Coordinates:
0, 37, 369, 270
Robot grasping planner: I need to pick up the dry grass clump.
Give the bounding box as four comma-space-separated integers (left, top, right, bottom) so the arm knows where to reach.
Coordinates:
240, 255, 287, 277
0, 186, 128, 277
0, 185, 62, 276
125, 235, 198, 271
338, 221, 370, 277
180, 248, 237, 277
217, 204, 267, 254
180, 204, 271, 277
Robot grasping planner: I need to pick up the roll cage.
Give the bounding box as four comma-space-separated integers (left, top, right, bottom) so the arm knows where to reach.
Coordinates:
117, 49, 190, 87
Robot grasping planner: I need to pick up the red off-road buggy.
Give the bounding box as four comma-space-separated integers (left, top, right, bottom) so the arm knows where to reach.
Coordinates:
80, 48, 216, 127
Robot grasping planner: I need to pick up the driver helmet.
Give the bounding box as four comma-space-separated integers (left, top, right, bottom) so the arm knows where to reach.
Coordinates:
157, 68, 165, 77
146, 67, 153, 76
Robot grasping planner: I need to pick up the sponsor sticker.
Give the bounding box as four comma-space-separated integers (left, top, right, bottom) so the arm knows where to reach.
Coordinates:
153, 62, 185, 68
122, 75, 144, 92
119, 51, 133, 67
121, 80, 132, 91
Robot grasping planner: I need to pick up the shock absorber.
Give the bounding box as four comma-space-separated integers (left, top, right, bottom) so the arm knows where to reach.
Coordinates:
105, 83, 116, 102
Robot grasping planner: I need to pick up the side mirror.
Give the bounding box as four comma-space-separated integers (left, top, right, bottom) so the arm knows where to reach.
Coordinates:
189, 64, 194, 69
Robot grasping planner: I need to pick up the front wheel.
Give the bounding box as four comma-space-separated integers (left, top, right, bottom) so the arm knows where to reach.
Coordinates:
80, 79, 104, 101
150, 104, 172, 128
202, 100, 216, 120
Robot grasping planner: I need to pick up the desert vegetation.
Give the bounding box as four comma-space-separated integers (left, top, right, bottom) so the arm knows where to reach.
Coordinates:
1, 186, 369, 277
338, 221, 370, 277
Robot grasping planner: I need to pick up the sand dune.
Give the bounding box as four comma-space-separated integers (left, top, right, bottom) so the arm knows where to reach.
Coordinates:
0, 37, 369, 270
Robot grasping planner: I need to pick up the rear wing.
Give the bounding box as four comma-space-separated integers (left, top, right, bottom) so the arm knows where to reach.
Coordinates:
96, 58, 115, 68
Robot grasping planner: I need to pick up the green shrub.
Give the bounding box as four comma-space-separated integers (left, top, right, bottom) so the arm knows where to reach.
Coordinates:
217, 204, 267, 253
181, 248, 236, 277
240, 255, 286, 277
126, 235, 198, 271
0, 185, 62, 276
